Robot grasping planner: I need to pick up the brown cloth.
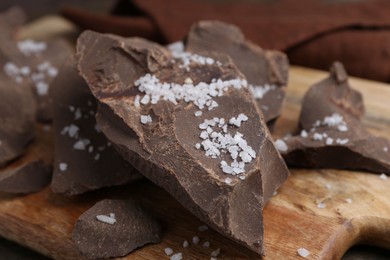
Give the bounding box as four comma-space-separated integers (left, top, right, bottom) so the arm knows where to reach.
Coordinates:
62, 0, 390, 82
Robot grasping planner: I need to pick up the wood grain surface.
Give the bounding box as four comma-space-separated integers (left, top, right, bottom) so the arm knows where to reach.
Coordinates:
0, 16, 389, 260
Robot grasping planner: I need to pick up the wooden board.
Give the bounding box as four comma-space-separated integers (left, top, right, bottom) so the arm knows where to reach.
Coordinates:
1, 16, 390, 260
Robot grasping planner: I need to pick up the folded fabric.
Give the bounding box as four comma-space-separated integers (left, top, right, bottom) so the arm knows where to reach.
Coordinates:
62, 0, 390, 82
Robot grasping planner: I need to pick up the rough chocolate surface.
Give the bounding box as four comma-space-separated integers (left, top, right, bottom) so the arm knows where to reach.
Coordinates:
72, 199, 161, 258
280, 62, 390, 173
185, 20, 289, 123
0, 74, 36, 167
50, 59, 141, 196
77, 30, 289, 254
0, 160, 51, 194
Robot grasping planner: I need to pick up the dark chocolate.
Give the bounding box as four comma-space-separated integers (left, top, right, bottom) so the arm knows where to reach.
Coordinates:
280, 62, 390, 173
50, 58, 142, 196
0, 7, 73, 122
72, 199, 161, 258
185, 20, 289, 123
0, 74, 36, 166
77, 30, 289, 254
0, 160, 51, 194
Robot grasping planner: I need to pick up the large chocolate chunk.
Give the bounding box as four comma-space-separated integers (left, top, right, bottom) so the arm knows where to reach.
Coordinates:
279, 62, 390, 173
72, 199, 161, 258
0, 74, 36, 166
0, 160, 51, 194
50, 58, 141, 196
0, 7, 73, 122
77, 30, 289, 254
185, 20, 289, 124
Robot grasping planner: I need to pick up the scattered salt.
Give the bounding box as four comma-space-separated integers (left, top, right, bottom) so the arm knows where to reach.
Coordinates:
67, 124, 79, 138
170, 253, 183, 260
300, 130, 308, 138
195, 143, 201, 149
185, 77, 193, 84
35, 81, 49, 96
317, 202, 326, 209
198, 225, 208, 232
164, 248, 173, 256
297, 248, 310, 258
17, 39, 47, 56
224, 177, 232, 184
337, 125, 348, 132
96, 214, 116, 224
275, 139, 288, 152
192, 236, 200, 244
140, 115, 152, 124
59, 163, 67, 171
325, 137, 334, 145
210, 248, 221, 257
74, 108, 82, 120
379, 173, 388, 180
336, 138, 349, 145
73, 139, 90, 150
313, 133, 323, 141
183, 240, 189, 248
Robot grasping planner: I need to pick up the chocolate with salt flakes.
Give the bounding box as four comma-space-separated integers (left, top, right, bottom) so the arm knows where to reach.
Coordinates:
0, 74, 36, 167
280, 62, 390, 173
0, 160, 51, 194
77, 30, 289, 254
50, 59, 142, 196
185, 20, 289, 124
72, 199, 161, 259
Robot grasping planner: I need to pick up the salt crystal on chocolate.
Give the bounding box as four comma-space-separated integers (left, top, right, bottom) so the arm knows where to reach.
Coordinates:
297, 248, 310, 258
96, 214, 116, 224
164, 248, 173, 256
140, 115, 152, 124
275, 139, 288, 152
59, 162, 67, 171
17, 39, 47, 56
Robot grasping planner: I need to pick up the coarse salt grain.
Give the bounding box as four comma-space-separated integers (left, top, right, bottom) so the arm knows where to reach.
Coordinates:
379, 173, 388, 180
17, 39, 47, 56
183, 240, 189, 248
337, 125, 348, 132
275, 139, 288, 152
67, 124, 79, 138
325, 137, 334, 145
192, 236, 200, 244
164, 248, 173, 256
75, 108, 82, 120
336, 138, 349, 145
73, 139, 90, 150
248, 84, 276, 99
140, 115, 152, 124
170, 253, 183, 260
195, 111, 202, 117
96, 214, 116, 224
59, 163, 67, 171
317, 202, 326, 209
297, 248, 310, 258
203, 241, 210, 248
210, 248, 221, 257
224, 177, 232, 184
185, 77, 193, 84
313, 133, 323, 141
198, 225, 208, 232
300, 130, 308, 138
345, 198, 353, 204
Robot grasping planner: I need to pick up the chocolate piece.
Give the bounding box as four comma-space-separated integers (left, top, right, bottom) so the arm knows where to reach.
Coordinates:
0, 160, 51, 194
50, 58, 141, 196
72, 199, 161, 258
280, 62, 390, 173
0, 74, 36, 166
77, 30, 289, 254
186, 20, 289, 123
0, 7, 73, 122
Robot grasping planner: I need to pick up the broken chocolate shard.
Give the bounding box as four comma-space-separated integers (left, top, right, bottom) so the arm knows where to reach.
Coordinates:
0, 160, 51, 194
50, 58, 142, 196
185, 20, 289, 123
77, 30, 289, 254
72, 199, 161, 258
281, 62, 390, 174
0, 74, 36, 166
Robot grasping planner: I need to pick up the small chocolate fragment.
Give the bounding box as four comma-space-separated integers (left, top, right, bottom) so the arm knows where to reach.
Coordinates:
281, 62, 390, 173
72, 199, 161, 258
50, 58, 141, 196
77, 30, 289, 254
0, 160, 51, 194
0, 74, 36, 166
185, 20, 289, 124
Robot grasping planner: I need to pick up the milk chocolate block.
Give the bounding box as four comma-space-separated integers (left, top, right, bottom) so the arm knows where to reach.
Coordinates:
279, 62, 390, 173
77, 30, 289, 254
72, 199, 161, 258
0, 75, 36, 166
185, 20, 289, 123
50, 59, 141, 196
0, 160, 51, 194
